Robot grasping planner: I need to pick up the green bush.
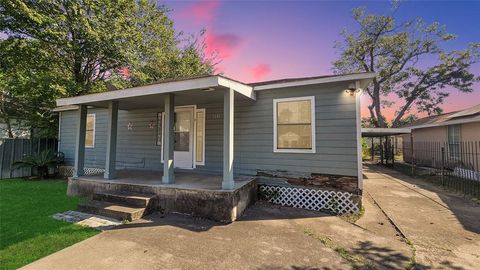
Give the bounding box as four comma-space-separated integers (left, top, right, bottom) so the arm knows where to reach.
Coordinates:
12, 150, 64, 179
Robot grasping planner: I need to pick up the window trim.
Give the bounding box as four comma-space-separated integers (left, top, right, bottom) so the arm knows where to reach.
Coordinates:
85, 113, 96, 148
273, 96, 316, 153
196, 108, 206, 166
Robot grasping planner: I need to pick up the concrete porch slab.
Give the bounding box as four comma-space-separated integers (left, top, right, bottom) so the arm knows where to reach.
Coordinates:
67, 170, 257, 223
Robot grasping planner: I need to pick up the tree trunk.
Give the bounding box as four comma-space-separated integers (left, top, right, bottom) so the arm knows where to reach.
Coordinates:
372, 81, 387, 127
5, 118, 14, 138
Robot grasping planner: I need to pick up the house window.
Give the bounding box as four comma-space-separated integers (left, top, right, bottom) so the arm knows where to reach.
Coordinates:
448, 125, 461, 158
273, 96, 316, 153
85, 114, 95, 148
196, 109, 205, 165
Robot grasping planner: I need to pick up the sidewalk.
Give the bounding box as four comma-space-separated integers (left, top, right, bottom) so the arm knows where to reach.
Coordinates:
363, 164, 480, 269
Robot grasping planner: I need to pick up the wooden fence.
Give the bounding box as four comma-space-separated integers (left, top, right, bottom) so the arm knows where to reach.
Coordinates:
0, 138, 58, 179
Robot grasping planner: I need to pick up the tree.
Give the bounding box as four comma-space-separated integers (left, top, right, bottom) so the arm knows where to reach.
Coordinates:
0, 0, 214, 96
0, 0, 214, 137
334, 6, 480, 127
0, 38, 67, 137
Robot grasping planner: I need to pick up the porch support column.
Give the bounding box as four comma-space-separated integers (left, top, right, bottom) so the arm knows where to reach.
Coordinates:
73, 105, 87, 178
104, 101, 119, 179
162, 93, 175, 184
222, 88, 235, 190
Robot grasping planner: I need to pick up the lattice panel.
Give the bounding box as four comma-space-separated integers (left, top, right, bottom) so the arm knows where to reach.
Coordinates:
259, 185, 359, 214
59, 166, 105, 177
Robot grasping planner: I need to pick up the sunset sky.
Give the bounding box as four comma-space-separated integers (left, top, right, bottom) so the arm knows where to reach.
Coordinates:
164, 0, 480, 121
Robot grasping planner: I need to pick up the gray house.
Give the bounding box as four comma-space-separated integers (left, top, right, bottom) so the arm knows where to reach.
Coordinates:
55, 73, 374, 222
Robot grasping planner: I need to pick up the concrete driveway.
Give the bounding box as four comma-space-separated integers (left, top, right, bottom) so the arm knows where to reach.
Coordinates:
363, 164, 480, 269
21, 164, 479, 270
21, 202, 414, 270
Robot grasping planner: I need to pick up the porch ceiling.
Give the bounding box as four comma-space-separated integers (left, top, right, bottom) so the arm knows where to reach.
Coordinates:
56, 75, 255, 109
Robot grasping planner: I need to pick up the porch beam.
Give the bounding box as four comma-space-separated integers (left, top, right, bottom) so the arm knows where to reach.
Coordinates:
222, 88, 235, 190
73, 105, 87, 177
104, 101, 119, 179
162, 93, 175, 184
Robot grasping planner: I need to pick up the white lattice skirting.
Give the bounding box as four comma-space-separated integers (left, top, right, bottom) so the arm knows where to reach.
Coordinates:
259, 185, 360, 214
59, 166, 105, 177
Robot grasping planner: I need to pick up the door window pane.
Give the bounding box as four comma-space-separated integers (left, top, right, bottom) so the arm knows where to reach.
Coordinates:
174, 111, 191, 152
85, 114, 95, 147
196, 110, 205, 163
175, 132, 189, 151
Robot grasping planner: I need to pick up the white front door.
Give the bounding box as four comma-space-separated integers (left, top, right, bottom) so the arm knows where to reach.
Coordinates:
173, 106, 194, 169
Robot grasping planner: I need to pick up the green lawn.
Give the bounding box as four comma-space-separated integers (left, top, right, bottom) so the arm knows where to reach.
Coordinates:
0, 179, 99, 270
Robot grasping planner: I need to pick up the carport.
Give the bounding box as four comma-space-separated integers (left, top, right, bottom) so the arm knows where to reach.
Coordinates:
361, 128, 411, 166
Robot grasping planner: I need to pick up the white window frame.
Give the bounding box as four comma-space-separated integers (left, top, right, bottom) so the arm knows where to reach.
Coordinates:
273, 96, 316, 153
195, 108, 206, 166
85, 113, 96, 148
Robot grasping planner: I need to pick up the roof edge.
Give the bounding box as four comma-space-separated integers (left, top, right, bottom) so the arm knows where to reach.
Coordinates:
252, 72, 376, 91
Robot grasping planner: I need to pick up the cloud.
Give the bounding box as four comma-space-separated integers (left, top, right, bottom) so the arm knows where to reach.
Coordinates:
177, 1, 243, 64
250, 64, 271, 80
205, 32, 242, 59
178, 0, 220, 24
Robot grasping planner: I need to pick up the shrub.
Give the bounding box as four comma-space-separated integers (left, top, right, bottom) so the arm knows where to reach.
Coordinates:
12, 150, 64, 179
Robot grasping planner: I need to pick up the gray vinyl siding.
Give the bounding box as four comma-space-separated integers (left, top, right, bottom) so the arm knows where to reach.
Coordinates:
59, 81, 358, 177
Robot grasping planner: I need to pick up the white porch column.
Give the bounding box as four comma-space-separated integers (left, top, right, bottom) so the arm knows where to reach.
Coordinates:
73, 105, 87, 177
162, 93, 175, 184
222, 88, 235, 190
104, 101, 119, 179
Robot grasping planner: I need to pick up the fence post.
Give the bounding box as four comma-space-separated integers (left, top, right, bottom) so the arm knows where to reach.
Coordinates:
380, 136, 384, 164
441, 146, 445, 186
392, 136, 395, 167
371, 137, 374, 161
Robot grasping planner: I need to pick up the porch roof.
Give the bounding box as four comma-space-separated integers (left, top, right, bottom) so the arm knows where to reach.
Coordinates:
56, 75, 255, 109
361, 128, 411, 137
55, 72, 376, 110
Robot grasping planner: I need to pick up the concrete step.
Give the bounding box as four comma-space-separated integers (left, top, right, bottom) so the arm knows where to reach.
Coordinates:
93, 191, 156, 208
77, 200, 146, 221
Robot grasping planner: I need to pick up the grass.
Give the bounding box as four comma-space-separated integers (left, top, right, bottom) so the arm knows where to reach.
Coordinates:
0, 179, 99, 270
339, 206, 365, 224
303, 228, 372, 269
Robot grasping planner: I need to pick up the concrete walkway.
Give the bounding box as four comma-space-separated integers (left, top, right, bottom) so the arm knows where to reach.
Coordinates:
364, 164, 480, 269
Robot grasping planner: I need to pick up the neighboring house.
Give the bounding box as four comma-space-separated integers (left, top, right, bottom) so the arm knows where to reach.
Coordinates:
402, 104, 480, 171
54, 73, 374, 221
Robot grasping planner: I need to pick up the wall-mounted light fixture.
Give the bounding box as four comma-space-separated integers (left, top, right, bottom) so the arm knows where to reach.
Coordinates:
345, 82, 363, 96
203, 87, 215, 92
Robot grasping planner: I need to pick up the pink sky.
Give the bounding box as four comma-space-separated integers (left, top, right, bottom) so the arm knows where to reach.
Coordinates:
168, 0, 479, 121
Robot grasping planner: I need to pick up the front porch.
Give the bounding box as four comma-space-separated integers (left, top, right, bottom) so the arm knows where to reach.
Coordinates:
56, 75, 256, 191
67, 170, 257, 222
